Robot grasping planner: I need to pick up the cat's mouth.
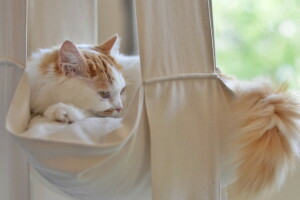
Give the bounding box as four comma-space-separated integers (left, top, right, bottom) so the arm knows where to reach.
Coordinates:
103, 109, 115, 115
90, 109, 121, 118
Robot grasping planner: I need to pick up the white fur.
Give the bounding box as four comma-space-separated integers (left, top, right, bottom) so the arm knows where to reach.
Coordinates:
43, 103, 90, 123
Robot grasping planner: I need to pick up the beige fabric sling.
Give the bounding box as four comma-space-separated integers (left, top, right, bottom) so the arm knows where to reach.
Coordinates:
3, 0, 233, 199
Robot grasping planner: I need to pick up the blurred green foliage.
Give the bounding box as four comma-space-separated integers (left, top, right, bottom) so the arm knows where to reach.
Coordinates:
212, 0, 300, 87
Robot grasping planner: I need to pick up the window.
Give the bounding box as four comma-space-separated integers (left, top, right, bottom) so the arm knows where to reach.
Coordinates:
213, 0, 300, 88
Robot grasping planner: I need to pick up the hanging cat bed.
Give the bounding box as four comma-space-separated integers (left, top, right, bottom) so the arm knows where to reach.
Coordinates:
3, 0, 227, 199
6, 61, 228, 200
5, 54, 154, 199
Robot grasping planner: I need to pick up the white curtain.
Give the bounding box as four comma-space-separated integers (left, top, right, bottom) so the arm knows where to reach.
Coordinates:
135, 1, 232, 199
0, 0, 29, 200
27, 0, 97, 54
98, 0, 138, 54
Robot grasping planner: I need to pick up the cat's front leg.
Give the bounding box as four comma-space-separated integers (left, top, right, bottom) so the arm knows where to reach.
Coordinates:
43, 103, 88, 123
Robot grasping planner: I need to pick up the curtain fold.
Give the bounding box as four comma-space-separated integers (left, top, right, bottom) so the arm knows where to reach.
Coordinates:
0, 0, 29, 200
27, 0, 97, 54
0, 62, 29, 200
135, 0, 227, 199
135, 0, 216, 80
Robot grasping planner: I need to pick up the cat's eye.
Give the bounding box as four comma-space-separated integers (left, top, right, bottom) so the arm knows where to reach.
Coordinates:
99, 91, 110, 99
121, 87, 126, 95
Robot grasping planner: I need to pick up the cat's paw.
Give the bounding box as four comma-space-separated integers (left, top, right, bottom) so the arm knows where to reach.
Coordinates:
43, 103, 86, 123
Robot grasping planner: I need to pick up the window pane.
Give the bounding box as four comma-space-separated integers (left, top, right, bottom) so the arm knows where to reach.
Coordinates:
213, 0, 300, 88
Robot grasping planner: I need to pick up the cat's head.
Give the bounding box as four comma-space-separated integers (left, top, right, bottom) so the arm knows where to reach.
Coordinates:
55, 35, 126, 117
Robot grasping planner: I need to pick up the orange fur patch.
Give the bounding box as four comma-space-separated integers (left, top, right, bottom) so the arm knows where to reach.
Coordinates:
38, 50, 62, 75
38, 46, 122, 91
82, 51, 122, 90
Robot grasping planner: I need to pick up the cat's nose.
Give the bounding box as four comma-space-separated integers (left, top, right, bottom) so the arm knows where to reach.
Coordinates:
116, 108, 122, 113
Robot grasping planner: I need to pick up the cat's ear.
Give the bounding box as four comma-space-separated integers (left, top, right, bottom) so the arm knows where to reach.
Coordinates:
97, 34, 120, 54
59, 40, 86, 77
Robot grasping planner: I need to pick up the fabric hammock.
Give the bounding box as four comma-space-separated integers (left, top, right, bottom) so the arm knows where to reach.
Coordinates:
7, 63, 152, 200
1, 0, 233, 199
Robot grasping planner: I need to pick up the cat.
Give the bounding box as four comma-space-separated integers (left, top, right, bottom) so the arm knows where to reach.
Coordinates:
26, 35, 300, 200
26, 35, 126, 124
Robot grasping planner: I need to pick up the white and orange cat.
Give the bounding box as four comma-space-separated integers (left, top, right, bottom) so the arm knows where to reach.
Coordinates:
27, 35, 126, 124
26, 35, 300, 200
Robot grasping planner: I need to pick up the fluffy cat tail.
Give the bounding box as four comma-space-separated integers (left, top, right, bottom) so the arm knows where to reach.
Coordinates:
228, 78, 300, 200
